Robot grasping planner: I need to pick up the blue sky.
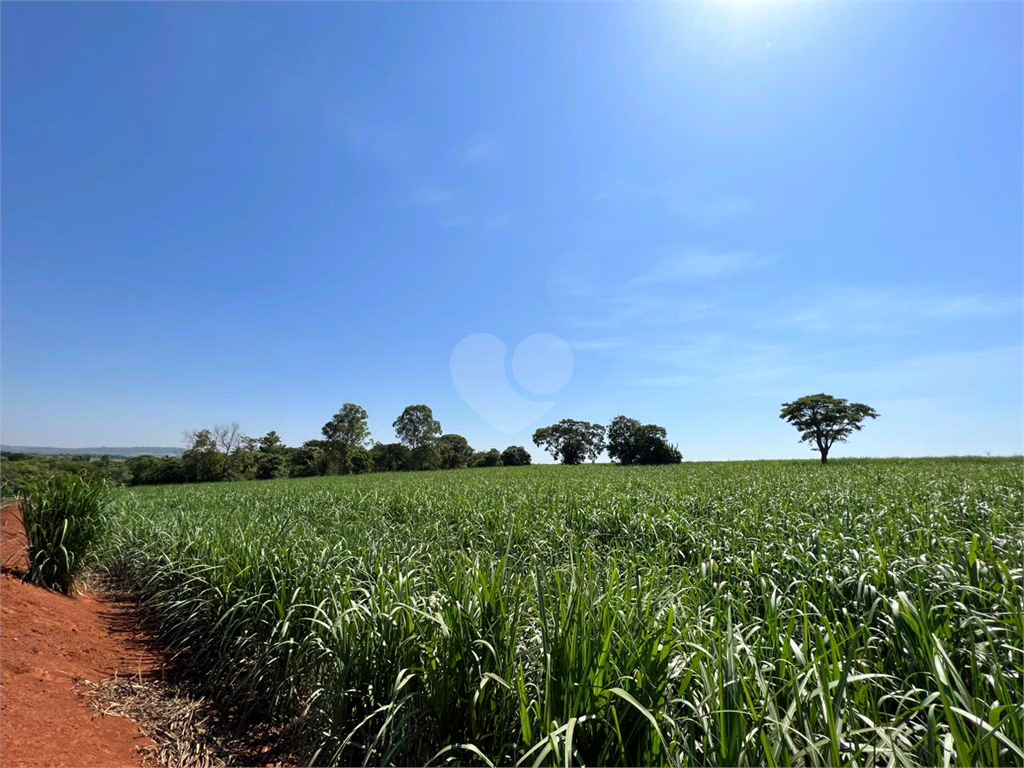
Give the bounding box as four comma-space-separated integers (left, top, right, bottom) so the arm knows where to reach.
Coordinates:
2, 1, 1021, 461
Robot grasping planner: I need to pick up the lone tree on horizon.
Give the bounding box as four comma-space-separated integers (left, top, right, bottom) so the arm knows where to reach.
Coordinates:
780, 393, 879, 464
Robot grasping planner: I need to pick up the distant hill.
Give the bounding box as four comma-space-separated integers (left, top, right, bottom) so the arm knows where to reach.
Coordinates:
1, 445, 184, 457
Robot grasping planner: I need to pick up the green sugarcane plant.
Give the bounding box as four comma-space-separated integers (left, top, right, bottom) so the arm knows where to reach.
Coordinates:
98, 459, 1023, 766
20, 472, 110, 594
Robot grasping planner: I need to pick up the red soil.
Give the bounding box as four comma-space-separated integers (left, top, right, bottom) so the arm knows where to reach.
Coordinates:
1, 503, 156, 767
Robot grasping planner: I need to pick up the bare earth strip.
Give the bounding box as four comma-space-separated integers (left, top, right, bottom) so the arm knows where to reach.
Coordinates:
0, 503, 155, 768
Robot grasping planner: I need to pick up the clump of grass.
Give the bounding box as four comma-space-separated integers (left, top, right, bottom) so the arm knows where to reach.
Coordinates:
20, 472, 110, 594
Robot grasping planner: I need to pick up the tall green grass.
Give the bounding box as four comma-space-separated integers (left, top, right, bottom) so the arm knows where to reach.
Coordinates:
101, 458, 1024, 766
21, 472, 110, 594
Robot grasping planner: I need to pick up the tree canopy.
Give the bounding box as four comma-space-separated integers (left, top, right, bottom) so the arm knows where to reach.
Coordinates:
780, 393, 879, 464
258, 430, 286, 454
370, 442, 412, 472
393, 405, 442, 450
606, 416, 682, 465
532, 419, 606, 465
182, 429, 226, 482
500, 445, 532, 466
472, 448, 503, 467
322, 403, 372, 474
437, 434, 474, 469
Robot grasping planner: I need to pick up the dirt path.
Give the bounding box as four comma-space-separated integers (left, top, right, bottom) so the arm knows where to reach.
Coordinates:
1, 503, 156, 767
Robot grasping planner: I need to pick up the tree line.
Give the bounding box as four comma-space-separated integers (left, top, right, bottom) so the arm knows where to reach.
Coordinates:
4, 403, 685, 489
0, 393, 878, 493
0, 452, 137, 497
532, 416, 682, 465
122, 404, 539, 486
529, 393, 880, 466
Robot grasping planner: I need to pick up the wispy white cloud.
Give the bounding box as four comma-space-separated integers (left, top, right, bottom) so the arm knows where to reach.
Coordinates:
633, 374, 699, 387
549, 249, 763, 335
627, 341, 1022, 409
571, 339, 628, 351
628, 337, 799, 378
461, 135, 502, 165
632, 252, 771, 285
552, 239, 1020, 410
405, 184, 510, 233
479, 214, 512, 233
591, 180, 631, 203
924, 295, 1023, 317
439, 215, 470, 229
669, 196, 751, 222
563, 291, 721, 332
771, 287, 1023, 333
825, 346, 1023, 398
408, 186, 451, 208
591, 182, 750, 224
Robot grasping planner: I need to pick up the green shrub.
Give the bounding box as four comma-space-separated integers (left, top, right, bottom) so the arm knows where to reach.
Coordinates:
500, 445, 533, 466
20, 473, 110, 594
